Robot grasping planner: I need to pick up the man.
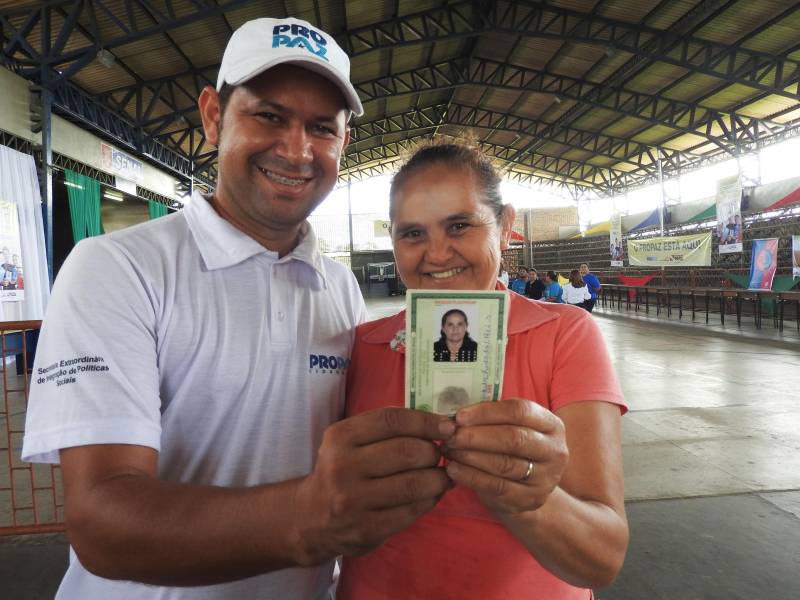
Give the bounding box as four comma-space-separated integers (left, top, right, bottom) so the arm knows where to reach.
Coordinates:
526, 267, 545, 300
579, 262, 601, 312
22, 18, 453, 599
509, 266, 529, 295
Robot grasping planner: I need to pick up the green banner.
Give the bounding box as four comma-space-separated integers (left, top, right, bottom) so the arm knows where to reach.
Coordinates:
628, 232, 712, 267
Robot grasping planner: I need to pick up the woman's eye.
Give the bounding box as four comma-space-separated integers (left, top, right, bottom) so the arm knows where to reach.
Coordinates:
449, 222, 470, 233
401, 230, 422, 239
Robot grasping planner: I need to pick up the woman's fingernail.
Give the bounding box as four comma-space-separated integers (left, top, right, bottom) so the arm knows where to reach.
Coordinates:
439, 420, 456, 436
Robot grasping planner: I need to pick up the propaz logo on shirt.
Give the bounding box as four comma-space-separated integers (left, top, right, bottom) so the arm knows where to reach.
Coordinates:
309, 353, 350, 374
273, 23, 328, 61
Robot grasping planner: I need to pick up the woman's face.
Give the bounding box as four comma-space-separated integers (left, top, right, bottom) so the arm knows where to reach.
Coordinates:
443, 313, 467, 344
391, 164, 514, 291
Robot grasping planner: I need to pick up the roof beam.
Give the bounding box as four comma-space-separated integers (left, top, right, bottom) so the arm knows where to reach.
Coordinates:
338, 0, 800, 98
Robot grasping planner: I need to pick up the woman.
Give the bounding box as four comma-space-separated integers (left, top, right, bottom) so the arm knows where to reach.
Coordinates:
433, 309, 478, 362
498, 260, 510, 287
563, 269, 592, 310
543, 270, 563, 303
340, 143, 628, 599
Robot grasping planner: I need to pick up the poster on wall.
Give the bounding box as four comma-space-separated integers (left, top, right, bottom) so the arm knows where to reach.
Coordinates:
627, 232, 712, 267
747, 238, 779, 290
716, 176, 743, 254
793, 235, 800, 278
609, 212, 623, 267
373, 219, 390, 237
0, 199, 25, 302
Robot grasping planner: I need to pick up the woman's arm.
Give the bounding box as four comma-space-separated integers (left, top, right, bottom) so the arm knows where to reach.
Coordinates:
443, 399, 628, 588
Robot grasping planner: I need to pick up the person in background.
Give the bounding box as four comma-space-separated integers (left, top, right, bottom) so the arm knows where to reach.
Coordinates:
498, 260, 510, 287
563, 269, 591, 310
510, 267, 529, 295
579, 263, 601, 312
22, 17, 454, 600
340, 142, 628, 599
526, 267, 545, 300
543, 270, 564, 303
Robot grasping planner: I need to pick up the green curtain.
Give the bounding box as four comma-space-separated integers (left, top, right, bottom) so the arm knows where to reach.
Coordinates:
65, 169, 103, 242
148, 200, 169, 220
722, 272, 799, 292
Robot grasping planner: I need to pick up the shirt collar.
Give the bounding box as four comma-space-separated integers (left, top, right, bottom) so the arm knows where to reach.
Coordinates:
363, 283, 559, 345
183, 191, 328, 283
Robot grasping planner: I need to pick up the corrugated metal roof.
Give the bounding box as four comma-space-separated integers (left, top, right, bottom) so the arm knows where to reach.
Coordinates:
1, 0, 797, 193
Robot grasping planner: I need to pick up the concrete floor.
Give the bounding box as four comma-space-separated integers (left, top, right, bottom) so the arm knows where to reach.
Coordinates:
2, 287, 799, 598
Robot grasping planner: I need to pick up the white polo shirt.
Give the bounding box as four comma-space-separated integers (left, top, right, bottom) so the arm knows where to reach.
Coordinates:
22, 192, 366, 600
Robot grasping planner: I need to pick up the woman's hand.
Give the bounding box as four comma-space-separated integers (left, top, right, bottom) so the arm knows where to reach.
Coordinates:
442, 399, 569, 515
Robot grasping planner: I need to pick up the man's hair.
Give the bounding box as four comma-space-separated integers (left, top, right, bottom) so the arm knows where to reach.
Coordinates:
529, 268, 537, 274
580, 262, 589, 269
216, 83, 236, 128
518, 267, 528, 273
390, 142, 503, 221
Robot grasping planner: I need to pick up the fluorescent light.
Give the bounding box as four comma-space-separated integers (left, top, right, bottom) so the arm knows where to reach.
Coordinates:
103, 191, 124, 202
64, 181, 83, 190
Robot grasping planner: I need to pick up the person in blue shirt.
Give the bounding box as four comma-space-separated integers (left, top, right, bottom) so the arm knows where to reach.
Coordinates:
509, 267, 529, 295
579, 263, 601, 312
543, 270, 563, 303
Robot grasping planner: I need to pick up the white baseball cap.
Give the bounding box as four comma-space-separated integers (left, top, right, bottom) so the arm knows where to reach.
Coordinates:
216, 17, 364, 116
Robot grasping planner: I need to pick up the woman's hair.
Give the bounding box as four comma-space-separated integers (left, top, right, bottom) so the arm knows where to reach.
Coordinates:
441, 308, 468, 327
546, 271, 557, 282
389, 142, 503, 222
569, 269, 586, 287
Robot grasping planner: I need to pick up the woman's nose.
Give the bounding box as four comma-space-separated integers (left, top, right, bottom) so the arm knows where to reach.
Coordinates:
424, 234, 453, 263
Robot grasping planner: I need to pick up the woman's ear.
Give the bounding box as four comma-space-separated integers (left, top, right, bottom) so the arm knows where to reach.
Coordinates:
500, 204, 516, 251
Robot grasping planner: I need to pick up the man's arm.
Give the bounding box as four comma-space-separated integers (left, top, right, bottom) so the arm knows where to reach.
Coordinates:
62, 408, 455, 586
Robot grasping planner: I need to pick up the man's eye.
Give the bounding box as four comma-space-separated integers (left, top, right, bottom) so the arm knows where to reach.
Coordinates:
313, 124, 336, 136
257, 112, 281, 123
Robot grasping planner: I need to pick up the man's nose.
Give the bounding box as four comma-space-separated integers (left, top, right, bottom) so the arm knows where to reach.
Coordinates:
275, 123, 313, 166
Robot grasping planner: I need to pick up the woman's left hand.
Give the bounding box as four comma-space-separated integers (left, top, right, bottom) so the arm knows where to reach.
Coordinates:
442, 399, 569, 515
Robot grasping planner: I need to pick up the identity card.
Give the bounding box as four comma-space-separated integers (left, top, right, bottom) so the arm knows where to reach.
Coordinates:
405, 290, 509, 414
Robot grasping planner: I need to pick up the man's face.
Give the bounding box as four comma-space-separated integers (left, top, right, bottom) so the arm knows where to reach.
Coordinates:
518, 270, 528, 280
199, 65, 350, 248
579, 264, 589, 276
443, 313, 467, 344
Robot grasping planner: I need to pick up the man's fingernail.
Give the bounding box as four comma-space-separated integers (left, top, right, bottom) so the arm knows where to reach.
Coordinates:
438, 420, 456, 436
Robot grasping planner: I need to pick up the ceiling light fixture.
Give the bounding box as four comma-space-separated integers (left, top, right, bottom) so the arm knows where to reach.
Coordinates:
103, 190, 124, 202
553, 95, 563, 104
97, 48, 116, 68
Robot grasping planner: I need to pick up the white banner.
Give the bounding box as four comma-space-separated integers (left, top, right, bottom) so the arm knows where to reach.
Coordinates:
716, 176, 743, 254
609, 212, 623, 267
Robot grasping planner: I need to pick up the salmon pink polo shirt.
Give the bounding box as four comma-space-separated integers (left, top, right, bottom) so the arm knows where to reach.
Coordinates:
340, 289, 626, 600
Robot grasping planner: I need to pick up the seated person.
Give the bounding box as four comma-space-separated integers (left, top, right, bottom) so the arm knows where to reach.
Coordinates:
433, 309, 478, 362
341, 142, 629, 600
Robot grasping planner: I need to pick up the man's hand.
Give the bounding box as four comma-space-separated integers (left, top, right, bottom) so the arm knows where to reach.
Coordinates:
294, 407, 456, 563
442, 399, 569, 515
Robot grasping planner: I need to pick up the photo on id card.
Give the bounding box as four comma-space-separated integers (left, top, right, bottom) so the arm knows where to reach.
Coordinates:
405, 290, 509, 414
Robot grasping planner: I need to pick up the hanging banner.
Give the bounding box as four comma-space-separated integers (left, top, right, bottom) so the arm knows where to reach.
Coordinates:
627, 232, 712, 267
716, 176, 743, 254
373, 220, 390, 237
0, 199, 25, 302
609, 212, 623, 267
748, 238, 779, 290
793, 235, 800, 278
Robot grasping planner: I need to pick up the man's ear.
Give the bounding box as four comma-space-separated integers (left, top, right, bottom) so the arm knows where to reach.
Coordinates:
499, 203, 516, 251
198, 85, 222, 146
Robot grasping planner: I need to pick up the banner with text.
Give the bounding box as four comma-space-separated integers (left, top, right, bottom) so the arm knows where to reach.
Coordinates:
609, 212, 623, 267
628, 232, 712, 267
748, 238, 779, 290
100, 142, 143, 183
793, 235, 800, 278
716, 176, 743, 254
